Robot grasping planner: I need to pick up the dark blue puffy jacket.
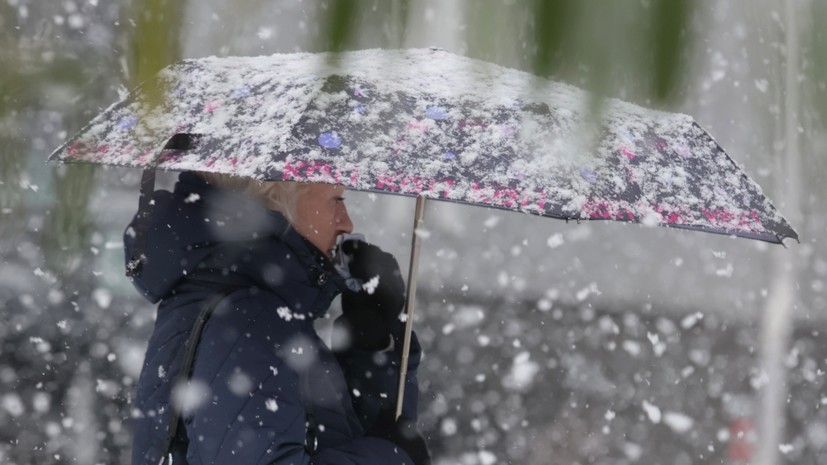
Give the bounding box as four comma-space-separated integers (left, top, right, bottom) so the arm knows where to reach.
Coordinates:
126, 172, 421, 465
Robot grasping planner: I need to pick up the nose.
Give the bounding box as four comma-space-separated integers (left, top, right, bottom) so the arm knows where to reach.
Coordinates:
336, 203, 353, 235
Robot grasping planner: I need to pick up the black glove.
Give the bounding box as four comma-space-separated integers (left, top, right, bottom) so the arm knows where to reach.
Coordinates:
368, 411, 431, 465
337, 240, 405, 351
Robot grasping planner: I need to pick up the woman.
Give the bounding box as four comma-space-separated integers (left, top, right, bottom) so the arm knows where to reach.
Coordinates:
125, 171, 430, 464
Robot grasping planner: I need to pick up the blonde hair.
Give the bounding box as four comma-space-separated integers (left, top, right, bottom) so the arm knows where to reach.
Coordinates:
197, 172, 250, 191
254, 181, 310, 223
195, 172, 308, 223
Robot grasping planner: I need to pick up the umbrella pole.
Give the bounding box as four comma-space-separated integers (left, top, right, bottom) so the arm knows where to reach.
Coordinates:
395, 195, 427, 419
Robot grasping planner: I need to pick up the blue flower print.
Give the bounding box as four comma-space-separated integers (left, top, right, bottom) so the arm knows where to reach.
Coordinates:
318, 131, 343, 149
425, 106, 448, 120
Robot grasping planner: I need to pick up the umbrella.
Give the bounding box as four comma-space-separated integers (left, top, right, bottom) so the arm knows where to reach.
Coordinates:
51, 48, 797, 243
49, 47, 798, 417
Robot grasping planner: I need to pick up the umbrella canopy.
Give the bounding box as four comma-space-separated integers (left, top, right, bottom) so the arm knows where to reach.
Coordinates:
50, 47, 796, 243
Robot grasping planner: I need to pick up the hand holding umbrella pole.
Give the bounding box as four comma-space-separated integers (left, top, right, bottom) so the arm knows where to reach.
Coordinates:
396, 194, 427, 420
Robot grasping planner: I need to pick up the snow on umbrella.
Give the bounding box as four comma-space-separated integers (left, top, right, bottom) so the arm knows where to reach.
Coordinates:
50, 47, 796, 244
49, 47, 798, 418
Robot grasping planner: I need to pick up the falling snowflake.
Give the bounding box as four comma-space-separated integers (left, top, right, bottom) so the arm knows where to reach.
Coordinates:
663, 412, 694, 433
546, 233, 564, 248
277, 307, 306, 321
362, 276, 379, 295
265, 399, 279, 412
257, 27, 274, 40
680, 312, 704, 329
642, 400, 662, 423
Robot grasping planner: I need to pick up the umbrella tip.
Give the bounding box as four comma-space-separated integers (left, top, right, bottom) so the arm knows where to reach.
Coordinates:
779, 236, 800, 248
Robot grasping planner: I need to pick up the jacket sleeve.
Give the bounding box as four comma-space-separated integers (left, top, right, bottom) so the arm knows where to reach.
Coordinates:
335, 328, 422, 431
184, 294, 417, 465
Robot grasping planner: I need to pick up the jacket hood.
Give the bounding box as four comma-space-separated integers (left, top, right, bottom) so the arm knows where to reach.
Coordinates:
124, 172, 339, 303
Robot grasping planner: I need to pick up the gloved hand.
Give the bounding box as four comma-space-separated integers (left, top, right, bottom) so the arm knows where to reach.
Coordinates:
368, 411, 431, 465
337, 240, 405, 351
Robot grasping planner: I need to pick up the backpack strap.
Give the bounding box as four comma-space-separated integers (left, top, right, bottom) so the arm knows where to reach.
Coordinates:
159, 288, 238, 465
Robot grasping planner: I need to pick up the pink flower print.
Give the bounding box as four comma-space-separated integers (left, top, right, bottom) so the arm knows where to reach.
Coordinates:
458, 120, 487, 131
620, 146, 636, 160
407, 120, 430, 134
67, 142, 87, 159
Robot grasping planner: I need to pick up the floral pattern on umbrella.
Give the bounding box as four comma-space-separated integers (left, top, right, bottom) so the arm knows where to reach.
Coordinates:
50, 48, 797, 243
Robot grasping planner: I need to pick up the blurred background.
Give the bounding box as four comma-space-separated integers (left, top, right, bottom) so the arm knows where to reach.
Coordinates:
1, 1, 826, 464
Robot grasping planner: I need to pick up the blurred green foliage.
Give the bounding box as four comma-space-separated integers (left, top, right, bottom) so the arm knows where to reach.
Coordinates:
650, 0, 691, 102
323, 0, 694, 106
530, 0, 693, 104
322, 0, 411, 64
531, 0, 578, 80
327, 0, 358, 53
46, 0, 183, 272
0, 4, 89, 253
44, 165, 97, 273
0, 4, 26, 238
127, 0, 185, 103
1, 0, 183, 272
